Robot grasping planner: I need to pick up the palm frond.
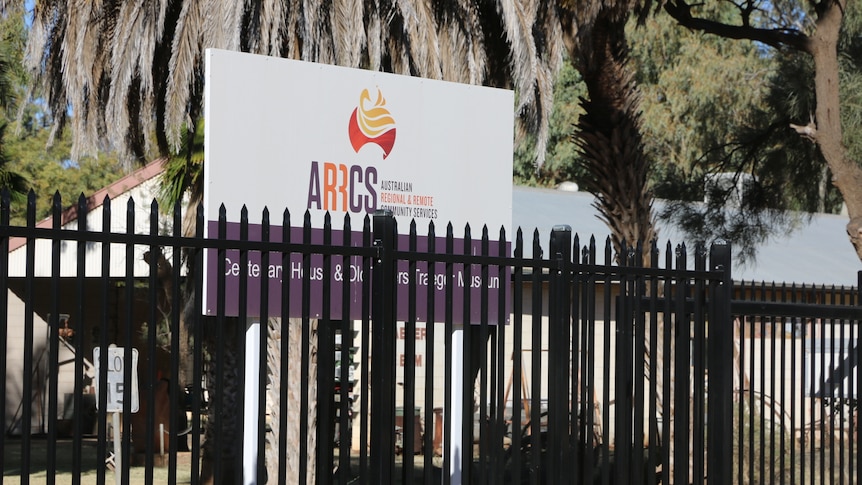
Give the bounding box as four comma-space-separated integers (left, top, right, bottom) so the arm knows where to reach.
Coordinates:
165, 0, 204, 152
333, 0, 365, 67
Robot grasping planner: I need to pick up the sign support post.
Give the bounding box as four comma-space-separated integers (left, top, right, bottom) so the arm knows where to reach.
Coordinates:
112, 411, 122, 485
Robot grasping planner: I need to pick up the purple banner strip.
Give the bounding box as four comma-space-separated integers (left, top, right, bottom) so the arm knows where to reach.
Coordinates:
204, 221, 511, 324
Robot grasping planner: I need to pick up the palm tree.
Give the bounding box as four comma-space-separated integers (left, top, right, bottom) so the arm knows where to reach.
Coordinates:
570, 3, 657, 256
18, 1, 660, 481
21, 0, 657, 251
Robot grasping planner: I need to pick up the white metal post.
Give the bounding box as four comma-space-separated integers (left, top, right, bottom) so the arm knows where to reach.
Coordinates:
448, 326, 464, 485
243, 321, 261, 484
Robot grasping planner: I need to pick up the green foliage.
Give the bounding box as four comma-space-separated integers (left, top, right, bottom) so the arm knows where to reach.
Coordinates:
4, 117, 123, 224
629, 9, 776, 187
514, 60, 587, 187
840, 1, 862, 167
0, 2, 124, 224
159, 121, 205, 210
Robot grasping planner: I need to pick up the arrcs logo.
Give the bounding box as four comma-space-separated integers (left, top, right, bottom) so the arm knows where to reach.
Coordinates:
347, 88, 397, 159
306, 88, 397, 214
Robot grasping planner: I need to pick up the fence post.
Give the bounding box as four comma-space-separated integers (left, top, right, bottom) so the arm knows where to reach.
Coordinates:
370, 210, 397, 483
548, 225, 572, 481
707, 241, 732, 485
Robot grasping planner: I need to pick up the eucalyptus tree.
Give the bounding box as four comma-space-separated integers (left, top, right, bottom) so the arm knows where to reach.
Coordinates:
661, 0, 862, 261
627, 4, 796, 264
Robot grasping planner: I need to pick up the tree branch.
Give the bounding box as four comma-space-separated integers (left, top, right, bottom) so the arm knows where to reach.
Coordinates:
663, 0, 811, 52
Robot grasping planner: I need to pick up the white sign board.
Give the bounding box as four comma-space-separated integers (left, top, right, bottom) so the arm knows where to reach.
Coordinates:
93, 347, 140, 413
202, 49, 514, 321
203, 49, 513, 233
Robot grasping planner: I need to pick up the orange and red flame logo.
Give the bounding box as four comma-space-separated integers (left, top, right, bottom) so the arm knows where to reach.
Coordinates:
348, 88, 397, 159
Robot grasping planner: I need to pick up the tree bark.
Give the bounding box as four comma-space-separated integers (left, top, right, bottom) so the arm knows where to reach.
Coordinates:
807, 2, 862, 260
571, 9, 657, 260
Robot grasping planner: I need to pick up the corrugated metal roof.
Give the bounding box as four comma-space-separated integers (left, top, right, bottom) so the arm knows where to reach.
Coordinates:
513, 185, 862, 287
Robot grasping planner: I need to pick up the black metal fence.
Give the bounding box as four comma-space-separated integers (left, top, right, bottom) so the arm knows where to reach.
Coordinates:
0, 190, 858, 484
731, 282, 861, 485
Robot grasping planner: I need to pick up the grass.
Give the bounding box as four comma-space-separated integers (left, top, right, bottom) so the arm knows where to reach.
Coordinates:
3, 437, 193, 485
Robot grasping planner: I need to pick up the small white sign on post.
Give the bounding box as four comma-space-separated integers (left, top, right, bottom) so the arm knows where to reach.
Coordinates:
93, 347, 140, 413
93, 346, 139, 485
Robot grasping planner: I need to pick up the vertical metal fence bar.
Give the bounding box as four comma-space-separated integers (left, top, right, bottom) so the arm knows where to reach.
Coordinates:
72, 194, 88, 485
235, 207, 250, 485
299, 211, 312, 484
779, 301, 788, 485
168, 204, 182, 485
570, 236, 582, 485
122, 199, 136, 485
493, 226, 507, 485
460, 224, 473, 485
783, 290, 793, 485
213, 206, 227, 485
317, 213, 333, 484
477, 226, 489, 485
602, 238, 615, 485
769, 315, 777, 483
764, 285, 770, 483
738, 308, 746, 485
691, 244, 705, 483
529, 229, 543, 485
96, 197, 111, 485
839, 307, 846, 485
633, 242, 646, 485
46, 192, 62, 485
647, 242, 659, 485
403, 221, 418, 485
443, 223, 454, 485
548, 225, 571, 483
789, 289, 797, 485
257, 209, 271, 485
359, 215, 372, 481
707, 241, 732, 485
800, 284, 806, 485
21, 191, 36, 485
370, 210, 396, 483
190, 204, 205, 485
575, 239, 586, 485
673, 244, 689, 485
422, 222, 437, 485
819, 286, 826, 485
614, 245, 632, 485
582, 238, 598, 485
830, 289, 838, 484
338, 214, 353, 484
278, 209, 291, 485
144, 201, 159, 484
660, 242, 672, 485
0, 190, 8, 485
856, 271, 861, 485
510, 228, 525, 485
565, 233, 592, 484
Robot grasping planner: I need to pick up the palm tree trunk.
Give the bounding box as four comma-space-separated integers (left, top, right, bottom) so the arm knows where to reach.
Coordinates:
573, 10, 656, 260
